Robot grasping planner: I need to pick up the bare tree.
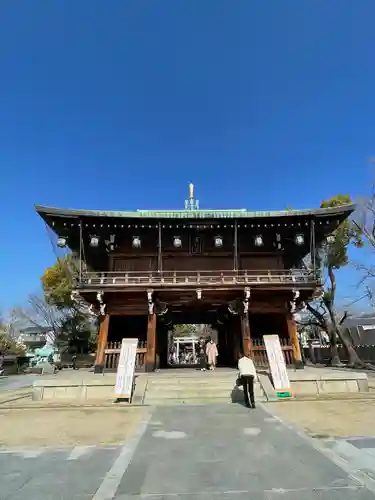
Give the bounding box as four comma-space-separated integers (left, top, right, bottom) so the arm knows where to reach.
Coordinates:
296, 297, 351, 365
352, 182, 375, 295
11, 293, 66, 347
299, 195, 365, 367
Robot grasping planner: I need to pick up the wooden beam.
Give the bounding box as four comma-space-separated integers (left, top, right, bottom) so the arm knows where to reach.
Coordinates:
145, 313, 157, 372
94, 314, 110, 373
286, 313, 303, 369
241, 313, 252, 358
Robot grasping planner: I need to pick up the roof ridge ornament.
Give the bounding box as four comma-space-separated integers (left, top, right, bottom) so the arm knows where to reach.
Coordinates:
185, 183, 199, 211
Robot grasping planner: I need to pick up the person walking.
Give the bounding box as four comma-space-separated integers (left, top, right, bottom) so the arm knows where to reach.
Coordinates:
198, 337, 207, 371
206, 337, 218, 371
72, 353, 77, 370
237, 352, 257, 408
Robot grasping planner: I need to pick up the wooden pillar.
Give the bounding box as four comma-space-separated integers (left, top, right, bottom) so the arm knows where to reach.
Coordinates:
233, 220, 238, 271
146, 312, 157, 372
157, 221, 162, 272
230, 315, 240, 363
94, 314, 110, 374
286, 313, 304, 369
241, 313, 252, 358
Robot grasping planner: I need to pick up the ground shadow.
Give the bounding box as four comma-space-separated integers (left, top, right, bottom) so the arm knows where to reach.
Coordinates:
231, 385, 247, 407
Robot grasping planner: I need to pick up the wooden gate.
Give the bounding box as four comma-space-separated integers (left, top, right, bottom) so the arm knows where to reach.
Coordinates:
252, 338, 293, 368
104, 340, 147, 371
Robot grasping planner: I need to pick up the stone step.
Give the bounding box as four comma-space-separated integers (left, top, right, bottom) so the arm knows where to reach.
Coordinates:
145, 381, 255, 391
145, 384, 264, 396
147, 372, 238, 377
145, 383, 264, 393
143, 374, 265, 406
144, 397, 267, 406
144, 390, 264, 400
146, 380, 240, 386
146, 378, 258, 385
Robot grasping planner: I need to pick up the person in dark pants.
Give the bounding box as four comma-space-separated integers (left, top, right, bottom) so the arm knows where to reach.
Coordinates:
72, 354, 77, 370
198, 337, 207, 371
237, 352, 257, 408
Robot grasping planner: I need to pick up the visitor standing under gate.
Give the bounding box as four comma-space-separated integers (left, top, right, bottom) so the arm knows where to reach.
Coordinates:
198, 337, 207, 371
238, 352, 257, 408
206, 337, 218, 371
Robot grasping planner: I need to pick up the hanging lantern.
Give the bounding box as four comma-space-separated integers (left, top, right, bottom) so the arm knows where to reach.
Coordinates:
173, 236, 182, 248
57, 237, 67, 248
214, 236, 223, 248
295, 234, 304, 246
90, 235, 99, 247
254, 235, 263, 247
132, 236, 141, 248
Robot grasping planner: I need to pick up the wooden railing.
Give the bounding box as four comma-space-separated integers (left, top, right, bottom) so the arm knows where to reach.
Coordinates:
79, 269, 316, 288
105, 341, 147, 371
252, 338, 293, 367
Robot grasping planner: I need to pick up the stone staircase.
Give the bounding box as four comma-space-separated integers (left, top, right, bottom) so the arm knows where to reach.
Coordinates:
141, 370, 267, 406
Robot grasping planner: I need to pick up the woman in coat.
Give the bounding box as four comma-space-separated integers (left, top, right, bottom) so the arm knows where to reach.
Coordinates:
205, 337, 218, 371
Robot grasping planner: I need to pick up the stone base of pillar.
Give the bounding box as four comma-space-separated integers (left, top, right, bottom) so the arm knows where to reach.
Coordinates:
93, 364, 104, 374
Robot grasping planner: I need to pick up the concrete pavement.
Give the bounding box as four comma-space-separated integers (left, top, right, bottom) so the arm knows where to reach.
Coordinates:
0, 375, 37, 392
2, 404, 375, 499
0, 445, 124, 500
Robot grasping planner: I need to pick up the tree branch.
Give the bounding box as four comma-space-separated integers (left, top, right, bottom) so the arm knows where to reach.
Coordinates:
305, 302, 327, 329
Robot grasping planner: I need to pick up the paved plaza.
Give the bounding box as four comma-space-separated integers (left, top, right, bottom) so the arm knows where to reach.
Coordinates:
2, 404, 375, 499
0, 375, 36, 393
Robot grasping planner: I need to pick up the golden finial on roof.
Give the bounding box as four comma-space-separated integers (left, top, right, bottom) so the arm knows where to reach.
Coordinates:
189, 182, 194, 200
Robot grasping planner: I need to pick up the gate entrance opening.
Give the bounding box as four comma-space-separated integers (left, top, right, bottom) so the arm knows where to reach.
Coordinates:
167, 324, 219, 367
107, 311, 292, 371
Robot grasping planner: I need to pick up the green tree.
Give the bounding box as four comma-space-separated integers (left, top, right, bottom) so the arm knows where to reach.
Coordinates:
57, 310, 97, 353
172, 324, 197, 338
0, 316, 26, 356
0, 334, 26, 356
38, 255, 95, 353
41, 255, 80, 309
304, 194, 364, 367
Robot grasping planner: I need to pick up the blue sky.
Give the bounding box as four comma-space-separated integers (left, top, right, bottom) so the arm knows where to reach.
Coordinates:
1, 1, 374, 310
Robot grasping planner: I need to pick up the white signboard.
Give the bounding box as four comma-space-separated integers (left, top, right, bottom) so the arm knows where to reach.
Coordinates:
263, 335, 290, 390
114, 338, 138, 399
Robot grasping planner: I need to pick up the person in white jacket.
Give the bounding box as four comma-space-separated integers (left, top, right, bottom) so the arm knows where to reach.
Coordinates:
237, 352, 257, 408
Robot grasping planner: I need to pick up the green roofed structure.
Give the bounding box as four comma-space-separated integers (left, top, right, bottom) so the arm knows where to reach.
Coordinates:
35, 184, 354, 373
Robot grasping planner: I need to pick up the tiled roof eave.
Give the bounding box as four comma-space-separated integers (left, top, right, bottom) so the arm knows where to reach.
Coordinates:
34, 203, 356, 220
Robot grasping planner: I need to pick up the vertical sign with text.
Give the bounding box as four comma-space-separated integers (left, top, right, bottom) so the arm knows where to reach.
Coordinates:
263, 335, 290, 390
114, 338, 138, 399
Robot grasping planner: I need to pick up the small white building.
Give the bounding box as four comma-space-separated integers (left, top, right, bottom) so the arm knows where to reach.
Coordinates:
18, 326, 54, 355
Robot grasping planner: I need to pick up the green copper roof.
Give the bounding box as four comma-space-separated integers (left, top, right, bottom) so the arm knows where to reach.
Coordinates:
35, 204, 356, 220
